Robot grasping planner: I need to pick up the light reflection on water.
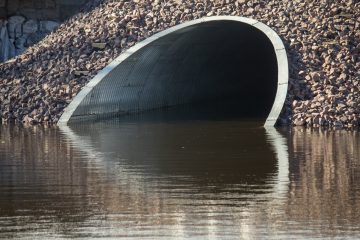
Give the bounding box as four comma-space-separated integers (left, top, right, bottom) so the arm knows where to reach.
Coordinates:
0, 113, 359, 239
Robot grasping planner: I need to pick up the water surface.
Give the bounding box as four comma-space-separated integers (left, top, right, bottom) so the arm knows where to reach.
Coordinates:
0, 108, 360, 239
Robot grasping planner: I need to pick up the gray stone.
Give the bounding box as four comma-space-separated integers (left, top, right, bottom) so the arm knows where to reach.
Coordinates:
319, 118, 327, 126
91, 42, 106, 49
340, 116, 348, 122
74, 70, 90, 76
0, 20, 16, 62
23, 20, 38, 35
8, 16, 26, 38
26, 32, 46, 46
40, 20, 59, 32
334, 121, 343, 127
15, 36, 26, 49
15, 46, 25, 55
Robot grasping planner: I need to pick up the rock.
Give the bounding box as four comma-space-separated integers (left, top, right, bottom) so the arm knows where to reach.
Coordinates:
338, 73, 347, 81
313, 116, 320, 125
340, 116, 348, 122
23, 20, 38, 35
91, 42, 107, 49
26, 32, 46, 46
292, 100, 299, 108
351, 119, 359, 126
43, 83, 50, 90
319, 118, 327, 126
63, 85, 71, 94
334, 121, 343, 128
246, 8, 254, 14
310, 72, 321, 82
23, 115, 37, 124
0, 20, 16, 62
337, 103, 346, 109
40, 21, 59, 33
206, 11, 214, 16
294, 119, 305, 126
14, 37, 26, 49
306, 117, 313, 125
74, 70, 90, 76
15, 47, 26, 55
7, 16, 26, 38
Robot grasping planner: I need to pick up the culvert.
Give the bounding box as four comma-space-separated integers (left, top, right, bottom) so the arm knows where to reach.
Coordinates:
58, 16, 288, 126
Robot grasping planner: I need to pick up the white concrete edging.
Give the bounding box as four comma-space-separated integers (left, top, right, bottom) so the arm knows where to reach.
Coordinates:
58, 16, 288, 126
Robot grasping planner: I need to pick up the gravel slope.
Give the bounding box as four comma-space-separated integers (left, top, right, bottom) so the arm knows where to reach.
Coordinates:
0, 0, 359, 127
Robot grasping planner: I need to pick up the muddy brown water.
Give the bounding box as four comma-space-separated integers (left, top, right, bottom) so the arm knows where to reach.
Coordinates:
0, 106, 360, 239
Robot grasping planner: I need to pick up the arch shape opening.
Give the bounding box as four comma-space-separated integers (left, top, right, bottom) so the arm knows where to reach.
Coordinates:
58, 16, 288, 126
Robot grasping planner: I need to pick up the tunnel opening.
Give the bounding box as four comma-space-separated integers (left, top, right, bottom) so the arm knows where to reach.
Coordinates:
59, 17, 286, 126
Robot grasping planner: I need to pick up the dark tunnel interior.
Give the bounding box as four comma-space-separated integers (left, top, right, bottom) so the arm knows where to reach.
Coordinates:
72, 21, 279, 122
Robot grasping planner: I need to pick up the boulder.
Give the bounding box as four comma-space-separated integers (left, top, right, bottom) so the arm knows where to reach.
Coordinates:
40, 20, 59, 33
15, 46, 26, 56
0, 20, 16, 62
26, 32, 46, 46
7, 16, 26, 38
14, 36, 26, 49
23, 20, 38, 35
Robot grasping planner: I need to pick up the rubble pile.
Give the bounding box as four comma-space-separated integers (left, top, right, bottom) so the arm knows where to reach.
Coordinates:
0, 0, 358, 128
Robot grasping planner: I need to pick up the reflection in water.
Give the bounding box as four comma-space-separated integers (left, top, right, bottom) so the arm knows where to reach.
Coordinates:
286, 128, 360, 235
0, 115, 359, 239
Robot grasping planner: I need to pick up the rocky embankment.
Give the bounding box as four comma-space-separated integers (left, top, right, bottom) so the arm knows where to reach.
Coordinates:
0, 0, 359, 127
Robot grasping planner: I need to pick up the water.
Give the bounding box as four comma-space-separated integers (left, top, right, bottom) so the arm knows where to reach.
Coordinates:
0, 107, 360, 239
